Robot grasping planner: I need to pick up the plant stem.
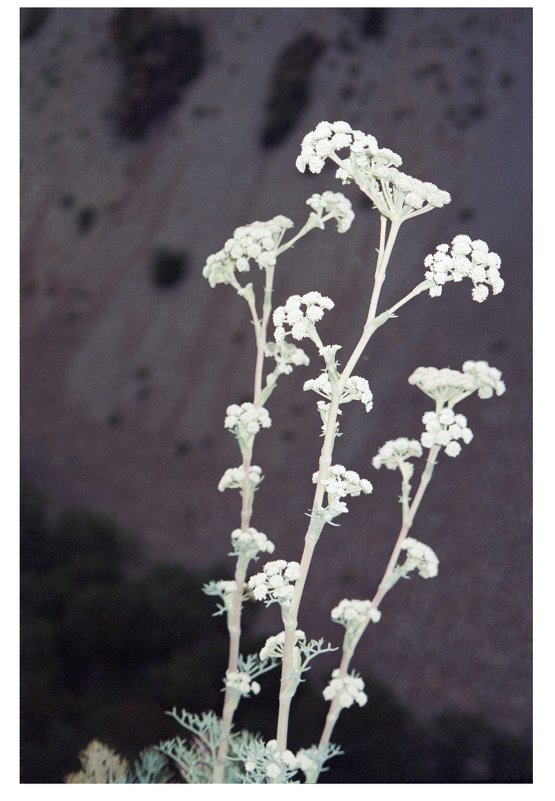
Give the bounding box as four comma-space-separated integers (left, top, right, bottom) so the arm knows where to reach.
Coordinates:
315, 444, 440, 770
212, 266, 275, 783
275, 215, 400, 753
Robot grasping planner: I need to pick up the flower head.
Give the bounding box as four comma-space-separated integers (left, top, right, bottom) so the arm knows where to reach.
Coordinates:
323, 669, 368, 709
273, 292, 334, 344
424, 235, 504, 301
400, 537, 439, 579
230, 527, 275, 559
313, 464, 372, 520
248, 560, 301, 607
218, 464, 263, 493
306, 191, 355, 233
420, 409, 474, 456
203, 216, 293, 288
372, 437, 423, 470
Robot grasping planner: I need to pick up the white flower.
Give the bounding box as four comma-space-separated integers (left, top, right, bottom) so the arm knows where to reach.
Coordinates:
248, 561, 301, 608
462, 360, 507, 398
424, 235, 504, 301
331, 598, 381, 632
273, 292, 334, 344
304, 371, 373, 412
230, 527, 275, 559
259, 630, 306, 661
203, 216, 294, 287
323, 669, 368, 708
225, 671, 261, 698
408, 366, 475, 403
306, 191, 355, 233
372, 437, 422, 470
420, 410, 473, 457
264, 340, 310, 377
218, 464, 263, 493
400, 537, 439, 579
224, 402, 271, 441
296, 121, 450, 221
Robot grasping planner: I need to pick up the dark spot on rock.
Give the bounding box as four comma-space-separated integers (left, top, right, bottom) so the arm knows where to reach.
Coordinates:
490, 340, 509, 354
150, 248, 189, 289
40, 67, 61, 88
136, 386, 152, 401
77, 206, 97, 235
45, 281, 59, 296
21, 8, 51, 40
110, 8, 205, 141
391, 106, 414, 121
461, 13, 479, 29
358, 9, 388, 39
348, 61, 361, 77
65, 311, 80, 324
466, 46, 482, 61
458, 207, 475, 222
191, 104, 221, 119
134, 366, 151, 380
340, 83, 355, 101
60, 194, 75, 209
174, 441, 190, 456
499, 71, 514, 89
445, 102, 486, 130
22, 281, 36, 297
336, 31, 356, 53
260, 33, 326, 149
463, 75, 482, 90
414, 62, 443, 80
200, 435, 214, 449
231, 330, 246, 346
280, 429, 296, 443
108, 413, 123, 428
467, 102, 486, 122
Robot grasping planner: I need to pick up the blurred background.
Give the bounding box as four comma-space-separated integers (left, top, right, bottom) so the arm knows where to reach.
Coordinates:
20, 6, 532, 783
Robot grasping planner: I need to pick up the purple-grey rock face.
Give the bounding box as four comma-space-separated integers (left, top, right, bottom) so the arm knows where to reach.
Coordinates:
21, 7, 531, 738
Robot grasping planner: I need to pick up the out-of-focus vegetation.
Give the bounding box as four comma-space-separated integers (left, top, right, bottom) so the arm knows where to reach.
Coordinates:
20, 483, 531, 783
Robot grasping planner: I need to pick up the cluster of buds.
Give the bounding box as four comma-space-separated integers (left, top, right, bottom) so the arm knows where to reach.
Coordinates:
304, 372, 373, 412
399, 537, 439, 579
202, 216, 294, 288
248, 560, 301, 607
224, 403, 271, 447
224, 671, 261, 698
259, 630, 306, 661
372, 437, 423, 471
296, 120, 450, 220
273, 292, 334, 344
230, 527, 275, 560
313, 464, 373, 519
421, 409, 473, 458
218, 464, 263, 493
408, 361, 506, 406
323, 670, 368, 709
305, 190, 355, 233
424, 235, 504, 302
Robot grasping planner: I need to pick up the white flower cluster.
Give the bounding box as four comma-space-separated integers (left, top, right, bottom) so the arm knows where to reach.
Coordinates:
408, 363, 506, 404
202, 579, 238, 615
408, 366, 475, 403
313, 464, 373, 519
264, 340, 310, 377
304, 371, 373, 412
296, 121, 450, 219
230, 527, 275, 559
224, 403, 271, 440
421, 409, 473, 458
331, 598, 381, 629
306, 190, 355, 233
254, 740, 298, 781
259, 630, 306, 661
224, 671, 261, 698
372, 437, 423, 470
202, 216, 294, 287
218, 464, 263, 493
273, 292, 334, 343
323, 670, 368, 709
461, 360, 507, 398
424, 235, 504, 302
400, 537, 439, 579
248, 560, 301, 606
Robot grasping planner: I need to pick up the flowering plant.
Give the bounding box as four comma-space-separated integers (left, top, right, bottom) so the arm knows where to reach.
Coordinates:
68, 121, 506, 784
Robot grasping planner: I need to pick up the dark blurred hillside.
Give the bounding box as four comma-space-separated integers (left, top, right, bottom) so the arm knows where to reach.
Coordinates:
20, 486, 531, 783
21, 6, 532, 748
